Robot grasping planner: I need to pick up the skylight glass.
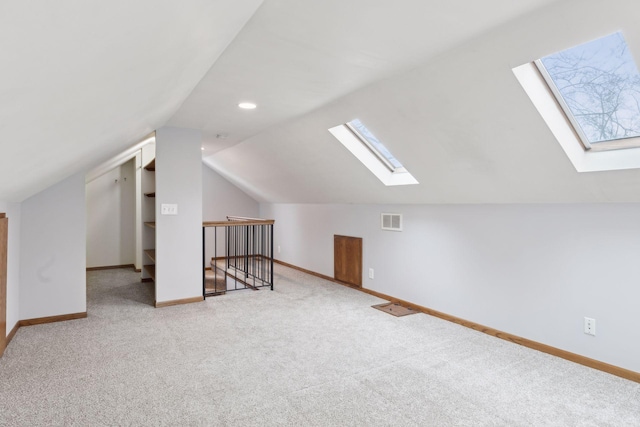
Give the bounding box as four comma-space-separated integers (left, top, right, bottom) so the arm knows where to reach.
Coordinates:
536, 32, 640, 150
346, 119, 404, 170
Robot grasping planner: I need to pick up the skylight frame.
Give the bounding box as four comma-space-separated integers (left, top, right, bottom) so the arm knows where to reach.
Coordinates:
533, 32, 640, 152
328, 120, 418, 187
513, 62, 640, 173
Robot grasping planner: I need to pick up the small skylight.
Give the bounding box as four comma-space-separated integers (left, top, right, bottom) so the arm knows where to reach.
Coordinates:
535, 32, 640, 151
346, 119, 403, 171
329, 120, 418, 186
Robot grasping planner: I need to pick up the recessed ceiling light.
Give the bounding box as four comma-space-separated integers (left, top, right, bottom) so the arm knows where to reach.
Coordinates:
238, 102, 257, 110
201, 147, 205, 151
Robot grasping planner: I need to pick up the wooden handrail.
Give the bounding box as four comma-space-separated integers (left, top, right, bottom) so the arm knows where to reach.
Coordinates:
203, 219, 274, 227
226, 216, 268, 222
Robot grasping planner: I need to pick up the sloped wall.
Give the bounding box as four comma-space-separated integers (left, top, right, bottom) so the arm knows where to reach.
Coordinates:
202, 165, 259, 221
202, 164, 259, 263
262, 202, 640, 373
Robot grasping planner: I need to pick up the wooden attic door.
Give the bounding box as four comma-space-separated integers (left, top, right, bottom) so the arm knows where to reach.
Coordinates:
0, 213, 7, 357
334, 235, 362, 287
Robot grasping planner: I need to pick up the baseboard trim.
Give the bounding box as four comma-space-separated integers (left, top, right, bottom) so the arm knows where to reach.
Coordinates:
2, 313, 87, 357
274, 259, 360, 289
141, 278, 153, 283
20, 312, 87, 327
6, 321, 19, 346
155, 296, 203, 308
86, 264, 135, 271
274, 259, 640, 384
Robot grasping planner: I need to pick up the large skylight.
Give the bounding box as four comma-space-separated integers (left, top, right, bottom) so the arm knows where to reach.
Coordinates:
329, 120, 418, 186
535, 32, 640, 151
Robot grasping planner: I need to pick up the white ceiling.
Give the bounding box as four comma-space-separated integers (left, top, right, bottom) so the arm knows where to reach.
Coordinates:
169, 0, 562, 153
5, 0, 640, 204
203, 0, 640, 204
0, 0, 262, 201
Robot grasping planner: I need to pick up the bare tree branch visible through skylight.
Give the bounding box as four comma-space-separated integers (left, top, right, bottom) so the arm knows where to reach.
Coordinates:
540, 32, 640, 144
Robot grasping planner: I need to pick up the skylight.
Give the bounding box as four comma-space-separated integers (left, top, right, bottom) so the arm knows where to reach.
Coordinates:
329, 120, 418, 186
346, 119, 403, 171
535, 32, 640, 151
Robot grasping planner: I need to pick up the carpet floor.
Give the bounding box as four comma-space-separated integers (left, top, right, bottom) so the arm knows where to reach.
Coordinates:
0, 265, 639, 426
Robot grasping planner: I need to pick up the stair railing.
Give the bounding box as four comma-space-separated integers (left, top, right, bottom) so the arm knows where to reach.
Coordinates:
202, 217, 274, 297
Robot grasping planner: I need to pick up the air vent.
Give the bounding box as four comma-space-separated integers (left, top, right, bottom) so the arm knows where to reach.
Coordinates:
381, 213, 402, 231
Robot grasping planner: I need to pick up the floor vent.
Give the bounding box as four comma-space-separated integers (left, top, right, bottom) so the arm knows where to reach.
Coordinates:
372, 302, 418, 317
381, 213, 402, 231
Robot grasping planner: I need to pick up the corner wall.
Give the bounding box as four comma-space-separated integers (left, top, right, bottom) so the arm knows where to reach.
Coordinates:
261, 202, 640, 373
155, 127, 202, 303
19, 173, 86, 320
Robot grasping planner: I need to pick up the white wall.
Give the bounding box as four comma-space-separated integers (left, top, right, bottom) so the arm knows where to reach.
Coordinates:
86, 159, 136, 268
155, 127, 202, 303
261, 202, 640, 373
202, 164, 259, 263
0, 201, 21, 335
20, 173, 86, 320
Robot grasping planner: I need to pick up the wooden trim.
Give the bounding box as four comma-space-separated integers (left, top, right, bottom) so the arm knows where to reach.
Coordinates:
155, 296, 203, 308
0, 216, 7, 357
19, 312, 87, 327
275, 259, 640, 384
86, 264, 135, 271
144, 222, 156, 229
203, 219, 275, 227
135, 268, 142, 273
3, 312, 85, 355
6, 322, 19, 347
274, 259, 360, 289
141, 278, 154, 283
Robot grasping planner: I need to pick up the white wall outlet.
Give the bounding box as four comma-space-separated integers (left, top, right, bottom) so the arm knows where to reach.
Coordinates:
161, 204, 178, 215
584, 317, 596, 336
368, 268, 374, 279
277, 245, 281, 253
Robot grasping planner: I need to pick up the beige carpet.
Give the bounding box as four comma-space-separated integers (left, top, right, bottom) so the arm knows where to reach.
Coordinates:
0, 265, 638, 426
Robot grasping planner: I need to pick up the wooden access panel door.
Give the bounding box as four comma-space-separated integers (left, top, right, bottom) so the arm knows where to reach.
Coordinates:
0, 213, 7, 357
334, 235, 362, 287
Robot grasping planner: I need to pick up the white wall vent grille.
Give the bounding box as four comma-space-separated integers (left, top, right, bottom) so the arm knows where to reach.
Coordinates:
381, 213, 402, 231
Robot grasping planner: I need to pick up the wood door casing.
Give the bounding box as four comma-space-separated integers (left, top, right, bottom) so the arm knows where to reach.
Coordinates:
334, 235, 362, 287
0, 213, 7, 357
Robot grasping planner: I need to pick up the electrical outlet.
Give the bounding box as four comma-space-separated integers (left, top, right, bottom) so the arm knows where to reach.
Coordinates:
161, 204, 178, 215
584, 317, 596, 336
368, 268, 374, 279
277, 245, 281, 253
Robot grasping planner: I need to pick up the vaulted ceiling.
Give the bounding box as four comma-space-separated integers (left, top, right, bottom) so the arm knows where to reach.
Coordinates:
4, 0, 640, 203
